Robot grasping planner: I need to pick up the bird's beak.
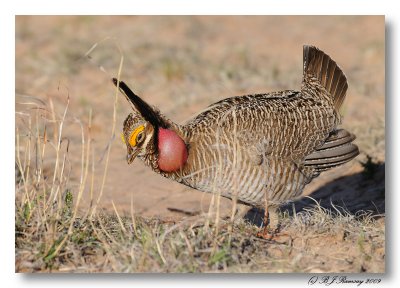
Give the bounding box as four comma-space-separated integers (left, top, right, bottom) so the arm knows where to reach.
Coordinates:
127, 149, 141, 164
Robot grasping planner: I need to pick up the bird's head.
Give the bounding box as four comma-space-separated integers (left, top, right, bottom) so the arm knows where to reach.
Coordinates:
121, 112, 154, 164
113, 78, 188, 172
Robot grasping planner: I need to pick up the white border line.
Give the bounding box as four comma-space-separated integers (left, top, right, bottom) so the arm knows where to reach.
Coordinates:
3, 0, 398, 287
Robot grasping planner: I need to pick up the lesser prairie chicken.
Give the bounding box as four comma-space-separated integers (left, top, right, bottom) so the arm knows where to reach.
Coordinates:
114, 45, 359, 239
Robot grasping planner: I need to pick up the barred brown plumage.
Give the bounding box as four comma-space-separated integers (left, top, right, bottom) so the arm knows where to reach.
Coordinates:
114, 45, 359, 239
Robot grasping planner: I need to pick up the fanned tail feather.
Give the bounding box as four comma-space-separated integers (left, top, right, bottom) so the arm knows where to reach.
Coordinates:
302, 45, 348, 112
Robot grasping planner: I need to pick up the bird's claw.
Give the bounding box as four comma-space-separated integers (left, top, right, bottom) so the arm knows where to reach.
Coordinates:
256, 227, 291, 243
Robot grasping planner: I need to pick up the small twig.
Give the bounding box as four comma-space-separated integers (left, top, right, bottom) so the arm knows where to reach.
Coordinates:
112, 200, 127, 234
91, 39, 124, 217
130, 194, 138, 238
167, 207, 200, 216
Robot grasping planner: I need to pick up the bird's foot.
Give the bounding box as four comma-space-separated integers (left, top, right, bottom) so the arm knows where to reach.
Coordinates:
256, 227, 291, 244
256, 229, 274, 240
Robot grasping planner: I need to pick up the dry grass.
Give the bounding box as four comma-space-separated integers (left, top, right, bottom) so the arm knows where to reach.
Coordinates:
15, 189, 385, 273
15, 95, 385, 273
15, 210, 385, 273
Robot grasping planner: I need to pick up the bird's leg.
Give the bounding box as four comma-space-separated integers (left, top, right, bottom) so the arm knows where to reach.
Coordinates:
256, 200, 289, 241
268, 206, 281, 234
256, 198, 274, 240
257, 205, 292, 243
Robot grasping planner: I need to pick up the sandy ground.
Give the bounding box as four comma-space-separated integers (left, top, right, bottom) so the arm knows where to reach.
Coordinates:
15, 16, 385, 221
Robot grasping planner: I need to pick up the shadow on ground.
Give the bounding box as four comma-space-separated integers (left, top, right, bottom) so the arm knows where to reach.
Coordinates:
244, 163, 385, 227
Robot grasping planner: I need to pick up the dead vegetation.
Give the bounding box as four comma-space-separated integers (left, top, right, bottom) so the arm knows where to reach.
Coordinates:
15, 188, 385, 273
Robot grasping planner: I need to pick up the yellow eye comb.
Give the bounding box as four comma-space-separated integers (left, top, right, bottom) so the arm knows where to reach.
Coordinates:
128, 125, 145, 147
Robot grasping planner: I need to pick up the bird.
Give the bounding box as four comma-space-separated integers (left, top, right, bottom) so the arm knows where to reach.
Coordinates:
113, 45, 359, 239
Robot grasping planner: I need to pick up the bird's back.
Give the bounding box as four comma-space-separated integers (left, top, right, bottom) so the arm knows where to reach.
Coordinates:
178, 46, 358, 207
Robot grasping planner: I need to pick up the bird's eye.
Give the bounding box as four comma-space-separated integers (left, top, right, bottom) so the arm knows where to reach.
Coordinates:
136, 132, 144, 143
128, 125, 145, 147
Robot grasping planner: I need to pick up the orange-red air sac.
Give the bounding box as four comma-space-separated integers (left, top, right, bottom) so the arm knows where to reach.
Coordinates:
157, 128, 188, 172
